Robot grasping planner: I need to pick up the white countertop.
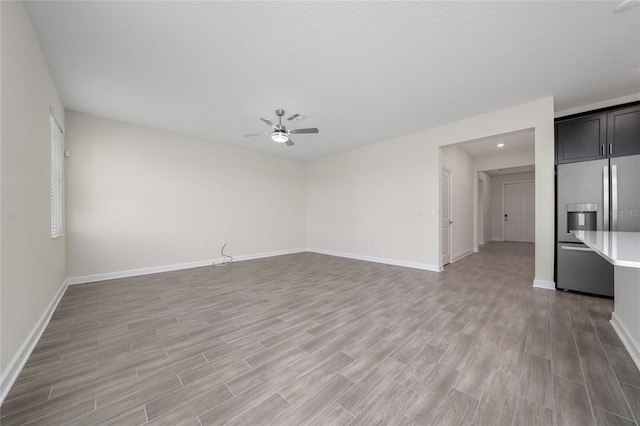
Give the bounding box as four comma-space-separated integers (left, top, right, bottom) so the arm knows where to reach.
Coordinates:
571, 231, 640, 268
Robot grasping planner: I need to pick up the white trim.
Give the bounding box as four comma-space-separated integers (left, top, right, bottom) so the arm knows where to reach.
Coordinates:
67, 248, 307, 285
532, 279, 556, 290
492, 238, 505, 242
441, 167, 453, 268
67, 260, 213, 285
308, 248, 441, 272
452, 250, 474, 263
611, 312, 640, 372
1, 279, 69, 405
68, 248, 441, 286
476, 176, 484, 253
229, 248, 306, 263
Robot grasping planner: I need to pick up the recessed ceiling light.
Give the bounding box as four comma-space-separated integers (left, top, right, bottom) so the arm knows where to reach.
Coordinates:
497, 143, 505, 148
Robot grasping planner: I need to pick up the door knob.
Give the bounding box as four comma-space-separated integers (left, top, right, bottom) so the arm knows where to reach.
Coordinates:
449, 220, 453, 224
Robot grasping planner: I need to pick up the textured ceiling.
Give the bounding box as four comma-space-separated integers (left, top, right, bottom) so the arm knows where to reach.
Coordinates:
25, 1, 640, 160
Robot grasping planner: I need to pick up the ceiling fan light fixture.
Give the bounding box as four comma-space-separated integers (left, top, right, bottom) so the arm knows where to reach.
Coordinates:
271, 132, 289, 143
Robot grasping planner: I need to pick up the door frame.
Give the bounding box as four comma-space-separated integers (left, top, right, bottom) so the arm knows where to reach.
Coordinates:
441, 167, 453, 268
478, 178, 484, 246
502, 179, 535, 242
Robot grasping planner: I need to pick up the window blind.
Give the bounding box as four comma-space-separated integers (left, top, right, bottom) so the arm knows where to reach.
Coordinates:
50, 114, 63, 237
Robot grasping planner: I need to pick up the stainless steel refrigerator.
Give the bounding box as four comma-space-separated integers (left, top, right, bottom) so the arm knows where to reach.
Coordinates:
556, 154, 640, 297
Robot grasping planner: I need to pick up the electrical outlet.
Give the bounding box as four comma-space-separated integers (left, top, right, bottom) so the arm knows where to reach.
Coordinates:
201, 242, 206, 249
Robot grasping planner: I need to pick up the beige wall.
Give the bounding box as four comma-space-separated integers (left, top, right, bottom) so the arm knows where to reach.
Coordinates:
1, 1, 66, 378
307, 135, 434, 267
489, 172, 536, 241
441, 145, 474, 262
65, 112, 307, 278
308, 97, 555, 285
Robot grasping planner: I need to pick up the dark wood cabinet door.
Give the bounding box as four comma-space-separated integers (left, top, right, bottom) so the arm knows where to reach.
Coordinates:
556, 113, 607, 164
607, 104, 640, 158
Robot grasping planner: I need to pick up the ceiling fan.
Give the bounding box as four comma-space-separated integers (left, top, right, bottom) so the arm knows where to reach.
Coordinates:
243, 109, 319, 146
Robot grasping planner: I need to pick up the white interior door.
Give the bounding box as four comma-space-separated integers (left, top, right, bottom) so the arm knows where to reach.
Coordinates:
442, 169, 452, 266
503, 181, 535, 242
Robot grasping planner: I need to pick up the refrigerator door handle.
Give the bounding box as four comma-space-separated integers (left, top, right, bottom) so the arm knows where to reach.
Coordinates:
604, 165, 609, 230
612, 164, 618, 231
560, 245, 594, 252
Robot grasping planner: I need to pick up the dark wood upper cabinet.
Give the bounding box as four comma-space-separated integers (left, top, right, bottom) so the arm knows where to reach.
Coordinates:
556, 102, 640, 164
556, 113, 607, 164
607, 104, 640, 158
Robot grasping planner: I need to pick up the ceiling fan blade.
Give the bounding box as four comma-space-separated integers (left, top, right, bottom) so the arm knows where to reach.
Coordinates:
243, 132, 269, 137
260, 118, 277, 129
289, 128, 319, 134
285, 139, 295, 146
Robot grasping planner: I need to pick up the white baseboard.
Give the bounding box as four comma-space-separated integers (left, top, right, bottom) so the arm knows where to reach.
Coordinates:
0, 279, 69, 405
452, 250, 474, 263
532, 279, 556, 290
307, 248, 441, 272
230, 248, 307, 263
67, 259, 214, 285
67, 248, 308, 285
492, 238, 504, 242
611, 312, 640, 372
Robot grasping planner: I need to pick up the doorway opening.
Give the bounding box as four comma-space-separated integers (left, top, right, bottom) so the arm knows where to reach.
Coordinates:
439, 128, 535, 269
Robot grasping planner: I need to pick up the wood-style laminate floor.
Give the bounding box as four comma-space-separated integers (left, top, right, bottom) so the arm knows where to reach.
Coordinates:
2, 242, 639, 425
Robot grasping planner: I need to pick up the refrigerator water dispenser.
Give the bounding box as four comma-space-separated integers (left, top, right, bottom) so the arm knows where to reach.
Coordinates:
566, 203, 598, 232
